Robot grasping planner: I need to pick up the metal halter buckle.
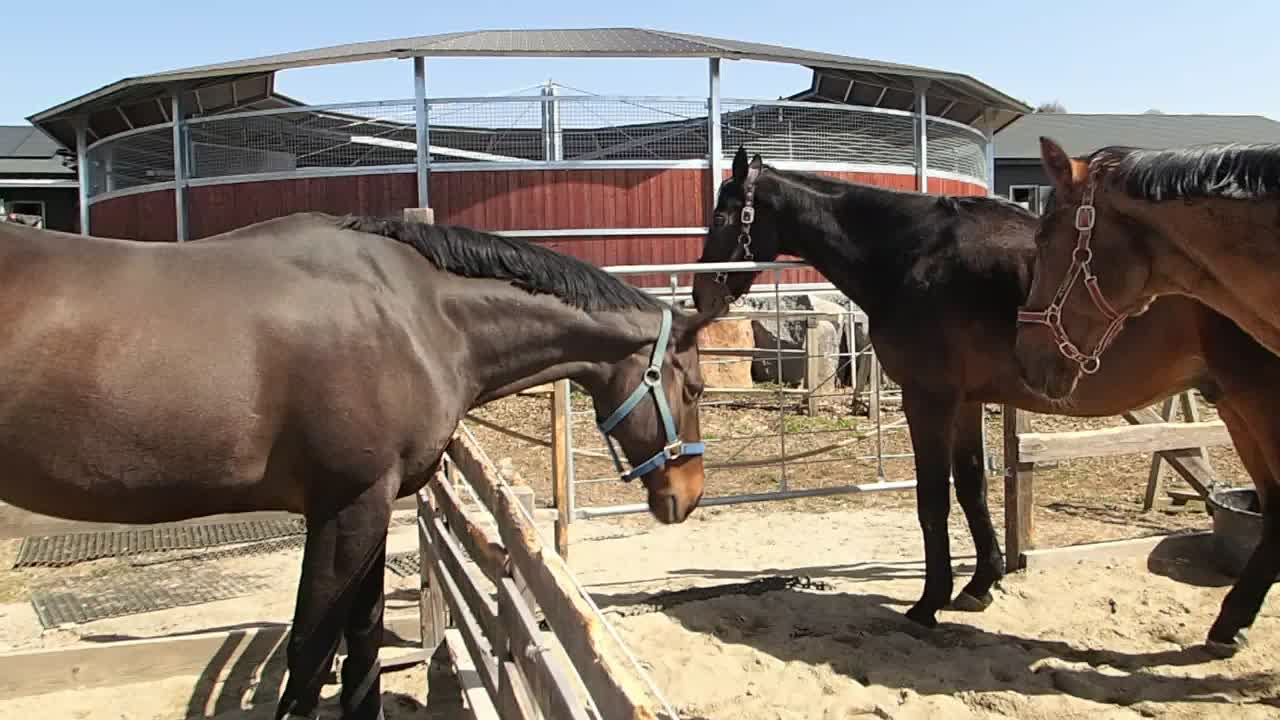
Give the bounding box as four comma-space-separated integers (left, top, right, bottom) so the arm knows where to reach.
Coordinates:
1074, 205, 1096, 231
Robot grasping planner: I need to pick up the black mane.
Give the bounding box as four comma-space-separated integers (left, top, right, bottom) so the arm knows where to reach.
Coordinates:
1090, 142, 1280, 202
337, 215, 662, 312
766, 166, 1037, 221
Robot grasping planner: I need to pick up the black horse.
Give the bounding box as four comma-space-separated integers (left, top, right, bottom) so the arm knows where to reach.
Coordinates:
691, 148, 1280, 654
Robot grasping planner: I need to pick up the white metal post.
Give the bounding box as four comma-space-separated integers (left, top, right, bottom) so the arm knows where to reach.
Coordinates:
549, 82, 563, 161
413, 57, 431, 212
74, 118, 90, 236
914, 80, 929, 192
540, 81, 563, 162
983, 109, 997, 198
708, 58, 724, 211
171, 93, 188, 242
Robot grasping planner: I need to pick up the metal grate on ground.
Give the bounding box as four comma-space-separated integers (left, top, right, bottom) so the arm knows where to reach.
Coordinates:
29, 562, 282, 628
385, 550, 420, 578
12, 517, 307, 568
29, 541, 427, 627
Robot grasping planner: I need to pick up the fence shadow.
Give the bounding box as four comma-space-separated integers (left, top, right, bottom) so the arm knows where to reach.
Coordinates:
178, 633, 455, 719
592, 584, 1278, 709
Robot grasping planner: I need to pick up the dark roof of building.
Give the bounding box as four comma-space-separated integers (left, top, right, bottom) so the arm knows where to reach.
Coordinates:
0, 125, 75, 178
995, 112, 1280, 160
29, 27, 1030, 150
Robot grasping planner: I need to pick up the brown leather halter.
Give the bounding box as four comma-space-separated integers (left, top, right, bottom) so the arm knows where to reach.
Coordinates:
1016, 182, 1130, 375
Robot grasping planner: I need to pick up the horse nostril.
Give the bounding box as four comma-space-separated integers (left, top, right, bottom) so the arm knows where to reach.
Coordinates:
667, 494, 679, 522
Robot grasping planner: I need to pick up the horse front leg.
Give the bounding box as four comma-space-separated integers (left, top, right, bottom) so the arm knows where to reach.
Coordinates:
276, 471, 397, 720
902, 387, 960, 628
949, 401, 1004, 611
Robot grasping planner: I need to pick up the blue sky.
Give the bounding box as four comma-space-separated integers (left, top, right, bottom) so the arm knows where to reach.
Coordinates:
4, 0, 1279, 126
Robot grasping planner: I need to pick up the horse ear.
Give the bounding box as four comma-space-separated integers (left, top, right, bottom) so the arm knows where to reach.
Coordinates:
732, 146, 748, 181
749, 153, 764, 170
675, 303, 728, 349
1039, 136, 1079, 196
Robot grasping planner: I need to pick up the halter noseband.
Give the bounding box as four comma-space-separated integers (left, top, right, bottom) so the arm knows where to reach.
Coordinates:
1016, 181, 1129, 375
595, 307, 706, 482
712, 164, 761, 301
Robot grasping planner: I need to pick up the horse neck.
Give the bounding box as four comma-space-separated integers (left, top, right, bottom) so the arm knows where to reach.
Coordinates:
1111, 191, 1280, 352
460, 283, 663, 406
764, 171, 918, 315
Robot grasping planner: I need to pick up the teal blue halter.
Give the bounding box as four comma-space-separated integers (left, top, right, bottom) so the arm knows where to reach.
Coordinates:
595, 308, 706, 482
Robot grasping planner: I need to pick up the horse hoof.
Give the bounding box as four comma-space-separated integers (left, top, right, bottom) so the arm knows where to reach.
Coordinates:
948, 591, 994, 612
905, 604, 939, 629
1205, 630, 1248, 659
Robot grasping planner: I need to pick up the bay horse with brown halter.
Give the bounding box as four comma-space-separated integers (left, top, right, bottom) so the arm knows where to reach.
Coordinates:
0, 212, 716, 720
1016, 136, 1280, 656
693, 147, 1280, 658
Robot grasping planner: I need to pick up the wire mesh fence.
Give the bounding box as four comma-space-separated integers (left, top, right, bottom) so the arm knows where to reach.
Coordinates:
188, 101, 418, 178
85, 125, 175, 196
926, 117, 988, 180
83, 95, 990, 199
558, 263, 916, 520
721, 99, 918, 167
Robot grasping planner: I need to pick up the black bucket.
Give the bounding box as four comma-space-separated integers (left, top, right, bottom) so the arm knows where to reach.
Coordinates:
1206, 487, 1263, 577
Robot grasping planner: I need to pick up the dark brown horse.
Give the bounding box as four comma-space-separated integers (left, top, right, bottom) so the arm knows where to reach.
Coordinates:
0, 213, 717, 719
1016, 136, 1280, 656
691, 147, 1279, 658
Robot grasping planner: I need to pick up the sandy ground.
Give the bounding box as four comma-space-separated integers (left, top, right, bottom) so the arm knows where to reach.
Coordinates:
0, 503, 1277, 719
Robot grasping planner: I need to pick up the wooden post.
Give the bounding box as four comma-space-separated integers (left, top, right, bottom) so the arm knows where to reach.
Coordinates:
404, 207, 435, 224
804, 317, 822, 416
551, 379, 572, 559
1142, 395, 1177, 511
417, 480, 450, 653
1003, 405, 1034, 573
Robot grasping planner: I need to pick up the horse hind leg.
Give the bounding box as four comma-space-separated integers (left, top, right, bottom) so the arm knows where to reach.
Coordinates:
1205, 400, 1280, 657
339, 539, 389, 718
948, 401, 1004, 612
275, 470, 397, 720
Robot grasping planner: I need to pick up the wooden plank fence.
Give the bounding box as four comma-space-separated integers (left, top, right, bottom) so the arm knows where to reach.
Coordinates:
1003, 390, 1232, 572
419, 423, 675, 720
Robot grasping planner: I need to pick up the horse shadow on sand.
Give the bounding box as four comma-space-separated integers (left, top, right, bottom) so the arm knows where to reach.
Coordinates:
77, 592, 449, 719
591, 534, 1279, 711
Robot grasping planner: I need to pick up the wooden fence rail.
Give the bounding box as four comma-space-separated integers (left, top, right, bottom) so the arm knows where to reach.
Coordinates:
1003, 390, 1233, 572
419, 424, 674, 720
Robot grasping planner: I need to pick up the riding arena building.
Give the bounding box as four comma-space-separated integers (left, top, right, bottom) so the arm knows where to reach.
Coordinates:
27, 28, 1030, 287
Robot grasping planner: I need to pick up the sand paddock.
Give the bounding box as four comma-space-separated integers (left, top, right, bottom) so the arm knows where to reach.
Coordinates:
0, 501, 1276, 719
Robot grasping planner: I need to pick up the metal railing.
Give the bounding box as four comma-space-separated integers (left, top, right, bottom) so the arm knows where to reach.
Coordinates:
553, 260, 918, 521
83, 95, 990, 203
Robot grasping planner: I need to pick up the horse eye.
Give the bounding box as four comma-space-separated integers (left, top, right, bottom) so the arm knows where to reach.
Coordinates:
713, 214, 727, 227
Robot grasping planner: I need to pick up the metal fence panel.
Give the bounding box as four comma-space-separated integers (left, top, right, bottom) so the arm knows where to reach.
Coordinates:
559, 262, 915, 521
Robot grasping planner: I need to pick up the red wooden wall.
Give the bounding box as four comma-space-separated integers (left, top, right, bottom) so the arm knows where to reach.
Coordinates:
88, 167, 987, 288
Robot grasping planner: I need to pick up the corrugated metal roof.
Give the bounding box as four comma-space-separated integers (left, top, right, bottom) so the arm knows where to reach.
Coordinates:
29, 27, 1029, 150
995, 113, 1280, 159
0, 126, 74, 177
0, 126, 60, 158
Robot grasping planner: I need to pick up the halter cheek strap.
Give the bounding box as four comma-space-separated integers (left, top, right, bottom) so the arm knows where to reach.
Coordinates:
595, 308, 706, 482
1016, 182, 1130, 375
712, 164, 761, 298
